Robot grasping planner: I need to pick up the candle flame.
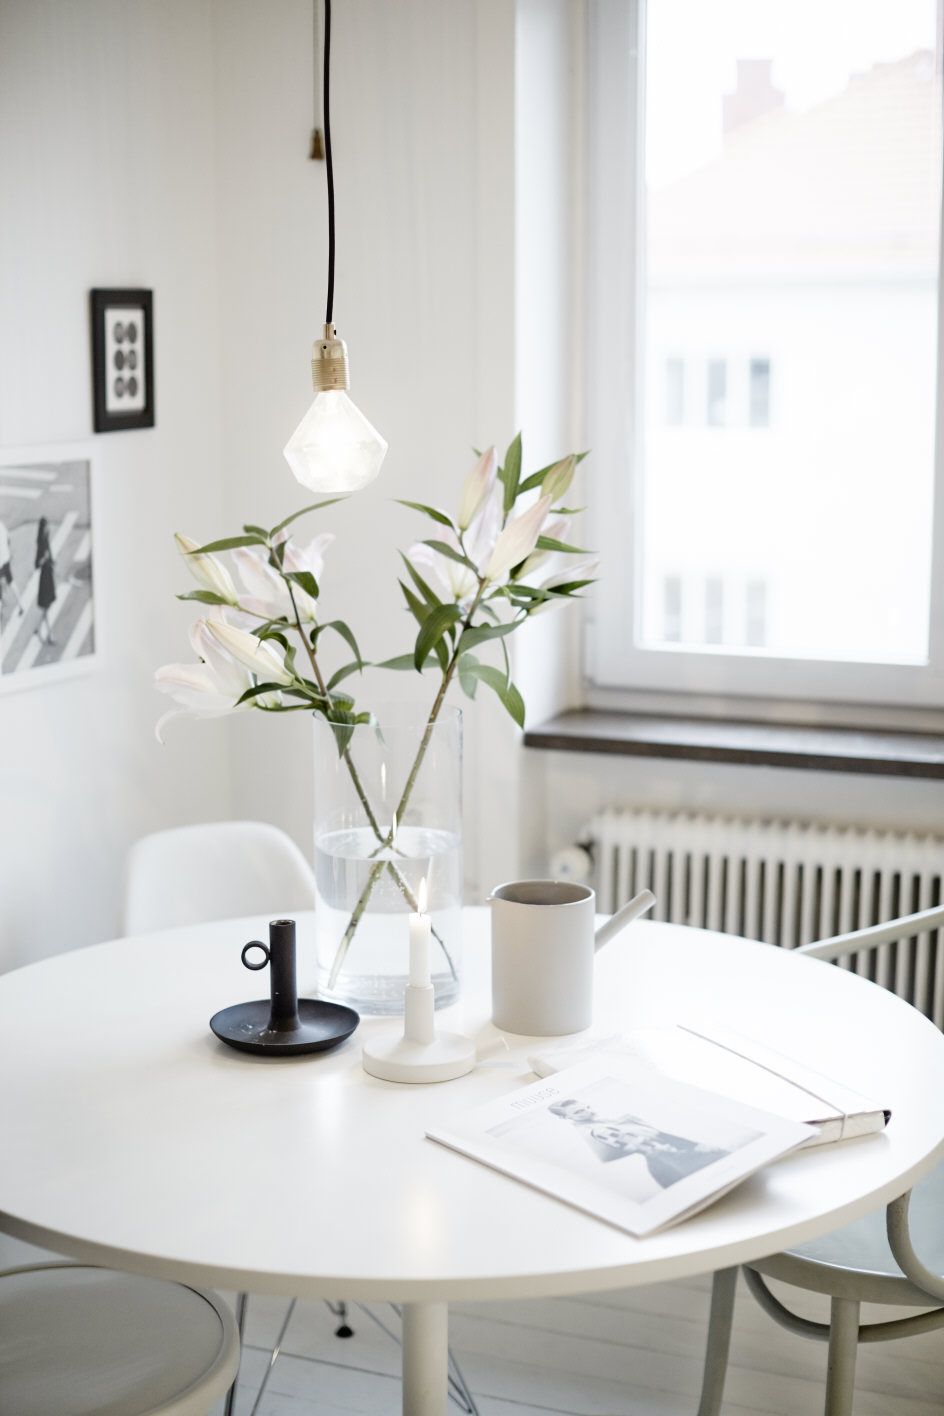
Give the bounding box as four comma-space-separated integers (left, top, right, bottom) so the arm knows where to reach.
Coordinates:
417, 875, 428, 914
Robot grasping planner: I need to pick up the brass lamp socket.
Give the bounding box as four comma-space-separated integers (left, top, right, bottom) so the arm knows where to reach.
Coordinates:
311, 323, 350, 393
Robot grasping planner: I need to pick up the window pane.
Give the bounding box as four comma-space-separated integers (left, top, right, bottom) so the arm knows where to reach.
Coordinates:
749, 358, 771, 427
640, 1, 942, 664
665, 356, 685, 425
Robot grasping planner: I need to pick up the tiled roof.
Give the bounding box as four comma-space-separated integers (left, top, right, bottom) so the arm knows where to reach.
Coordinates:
648, 52, 942, 283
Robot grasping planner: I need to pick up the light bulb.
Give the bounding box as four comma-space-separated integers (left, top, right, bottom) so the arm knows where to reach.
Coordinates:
283, 324, 387, 493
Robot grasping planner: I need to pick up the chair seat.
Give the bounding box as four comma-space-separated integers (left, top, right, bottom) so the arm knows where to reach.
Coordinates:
751, 1160, 944, 1304
0, 1264, 239, 1416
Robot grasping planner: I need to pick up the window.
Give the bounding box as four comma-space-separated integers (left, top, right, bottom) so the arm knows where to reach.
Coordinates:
586, 0, 944, 708
706, 359, 727, 427
749, 358, 771, 428
665, 357, 685, 426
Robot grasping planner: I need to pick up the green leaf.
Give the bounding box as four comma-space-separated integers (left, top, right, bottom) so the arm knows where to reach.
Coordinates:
534, 535, 590, 555
189, 534, 266, 554
420, 539, 478, 573
414, 602, 460, 672
235, 681, 290, 705
400, 579, 433, 626
269, 498, 347, 537
458, 654, 480, 699
242, 523, 269, 537
326, 661, 364, 690
317, 619, 363, 667
285, 569, 320, 600
499, 433, 522, 516
400, 552, 442, 607
516, 450, 589, 496
395, 499, 457, 531
542, 577, 596, 596
375, 652, 437, 671
461, 662, 526, 728
456, 619, 520, 654
176, 589, 231, 606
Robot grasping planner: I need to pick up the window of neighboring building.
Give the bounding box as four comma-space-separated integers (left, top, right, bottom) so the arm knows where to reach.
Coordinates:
586, 0, 944, 709
662, 574, 683, 641
706, 359, 727, 426
749, 357, 771, 427
665, 357, 685, 426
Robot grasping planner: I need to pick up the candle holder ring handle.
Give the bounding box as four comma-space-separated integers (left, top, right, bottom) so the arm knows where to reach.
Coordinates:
241, 941, 270, 971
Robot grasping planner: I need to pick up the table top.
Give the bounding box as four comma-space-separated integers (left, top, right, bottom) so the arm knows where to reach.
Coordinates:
2, 910, 943, 1302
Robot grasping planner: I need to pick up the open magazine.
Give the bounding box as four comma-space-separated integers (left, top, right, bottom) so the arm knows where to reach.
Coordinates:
527, 1025, 891, 1146
428, 1058, 815, 1237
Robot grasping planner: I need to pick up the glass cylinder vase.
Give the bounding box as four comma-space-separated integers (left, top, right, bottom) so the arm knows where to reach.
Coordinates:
312, 704, 462, 1014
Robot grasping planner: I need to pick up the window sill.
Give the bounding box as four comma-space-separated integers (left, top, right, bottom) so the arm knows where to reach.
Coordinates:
523, 710, 944, 780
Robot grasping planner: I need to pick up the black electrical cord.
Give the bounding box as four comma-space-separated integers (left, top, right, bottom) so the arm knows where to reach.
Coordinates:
323, 0, 335, 326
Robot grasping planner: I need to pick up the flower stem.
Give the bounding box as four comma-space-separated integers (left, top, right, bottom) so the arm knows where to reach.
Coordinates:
281, 576, 458, 982
326, 578, 488, 992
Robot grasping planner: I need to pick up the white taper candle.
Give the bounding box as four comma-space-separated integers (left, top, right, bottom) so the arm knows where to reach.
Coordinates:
409, 876, 431, 988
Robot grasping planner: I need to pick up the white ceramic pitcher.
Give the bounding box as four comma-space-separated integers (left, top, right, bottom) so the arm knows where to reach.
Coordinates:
489, 880, 655, 1036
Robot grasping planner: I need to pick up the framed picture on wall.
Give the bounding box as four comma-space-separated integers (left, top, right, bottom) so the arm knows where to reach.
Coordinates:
0, 443, 97, 693
89, 288, 154, 432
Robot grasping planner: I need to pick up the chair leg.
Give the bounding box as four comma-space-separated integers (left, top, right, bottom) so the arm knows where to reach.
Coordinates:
697, 1268, 738, 1416
824, 1297, 860, 1416
224, 1292, 248, 1416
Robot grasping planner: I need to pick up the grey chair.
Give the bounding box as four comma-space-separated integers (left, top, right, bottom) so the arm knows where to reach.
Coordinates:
0, 1262, 239, 1416
697, 903, 944, 1416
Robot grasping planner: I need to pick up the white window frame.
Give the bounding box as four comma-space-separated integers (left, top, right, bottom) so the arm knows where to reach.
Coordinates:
583, 0, 944, 715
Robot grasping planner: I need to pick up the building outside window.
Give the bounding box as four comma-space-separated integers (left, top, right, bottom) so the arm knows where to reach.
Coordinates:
586, 0, 944, 709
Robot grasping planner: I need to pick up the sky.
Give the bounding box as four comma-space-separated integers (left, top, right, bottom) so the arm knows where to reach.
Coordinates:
646, 0, 940, 186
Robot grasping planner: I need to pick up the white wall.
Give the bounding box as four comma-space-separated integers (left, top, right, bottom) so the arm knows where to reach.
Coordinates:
5, 0, 940, 971
0, 0, 232, 967
212, 0, 532, 900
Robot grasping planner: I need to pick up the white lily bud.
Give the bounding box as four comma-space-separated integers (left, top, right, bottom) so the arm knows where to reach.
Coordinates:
175, 533, 238, 604
484, 495, 553, 583
457, 447, 498, 531
206, 619, 295, 685
540, 455, 577, 505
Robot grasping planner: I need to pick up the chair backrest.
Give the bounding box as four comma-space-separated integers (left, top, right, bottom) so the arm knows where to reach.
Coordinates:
124, 821, 316, 936
797, 903, 944, 1028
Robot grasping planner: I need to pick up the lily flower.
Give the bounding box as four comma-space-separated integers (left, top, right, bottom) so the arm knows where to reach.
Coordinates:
206, 619, 295, 685
410, 530, 478, 605
518, 516, 570, 580
456, 447, 497, 531
278, 529, 334, 581
175, 533, 238, 604
233, 547, 317, 623
154, 620, 280, 741
484, 495, 552, 584
540, 454, 577, 505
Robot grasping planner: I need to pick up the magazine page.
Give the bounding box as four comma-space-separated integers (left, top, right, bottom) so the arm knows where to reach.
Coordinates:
528, 1026, 889, 1143
428, 1059, 815, 1238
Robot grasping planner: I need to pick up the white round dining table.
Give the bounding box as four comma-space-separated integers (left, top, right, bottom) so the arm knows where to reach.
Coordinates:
2, 908, 944, 1416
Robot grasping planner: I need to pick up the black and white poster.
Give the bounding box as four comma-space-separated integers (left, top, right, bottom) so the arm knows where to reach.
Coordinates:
0, 450, 96, 688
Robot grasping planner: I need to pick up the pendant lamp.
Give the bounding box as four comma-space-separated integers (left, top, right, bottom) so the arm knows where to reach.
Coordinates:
283, 0, 387, 493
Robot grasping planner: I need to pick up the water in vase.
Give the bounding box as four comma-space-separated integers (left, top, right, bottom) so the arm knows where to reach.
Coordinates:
314, 824, 462, 1013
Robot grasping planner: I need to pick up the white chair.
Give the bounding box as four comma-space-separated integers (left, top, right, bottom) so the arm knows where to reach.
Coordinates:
124, 820, 316, 935
0, 1262, 239, 1416
697, 904, 944, 1416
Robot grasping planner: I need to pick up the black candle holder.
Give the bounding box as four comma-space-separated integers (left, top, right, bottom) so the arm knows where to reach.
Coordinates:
209, 918, 359, 1056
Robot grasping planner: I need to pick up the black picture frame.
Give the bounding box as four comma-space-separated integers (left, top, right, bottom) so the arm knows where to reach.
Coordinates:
89, 288, 154, 432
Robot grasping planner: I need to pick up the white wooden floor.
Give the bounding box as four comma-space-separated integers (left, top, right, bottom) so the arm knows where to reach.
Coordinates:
213, 1274, 944, 1416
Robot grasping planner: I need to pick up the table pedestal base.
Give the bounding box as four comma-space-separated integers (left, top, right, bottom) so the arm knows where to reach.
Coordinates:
402, 1300, 449, 1415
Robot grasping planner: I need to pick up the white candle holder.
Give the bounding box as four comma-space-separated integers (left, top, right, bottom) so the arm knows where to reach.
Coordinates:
362, 980, 476, 1084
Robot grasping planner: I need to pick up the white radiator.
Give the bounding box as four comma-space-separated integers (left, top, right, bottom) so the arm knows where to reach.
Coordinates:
588, 808, 944, 1025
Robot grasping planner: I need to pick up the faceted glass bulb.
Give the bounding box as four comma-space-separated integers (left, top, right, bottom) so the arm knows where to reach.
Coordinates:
283, 389, 388, 493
